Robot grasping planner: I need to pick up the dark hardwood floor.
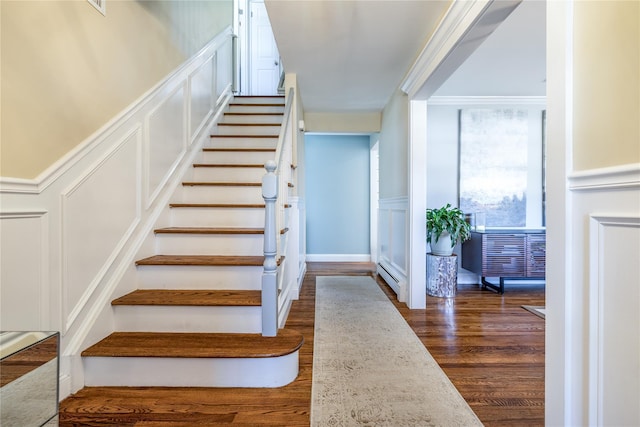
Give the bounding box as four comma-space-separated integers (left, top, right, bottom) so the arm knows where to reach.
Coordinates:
59, 262, 544, 426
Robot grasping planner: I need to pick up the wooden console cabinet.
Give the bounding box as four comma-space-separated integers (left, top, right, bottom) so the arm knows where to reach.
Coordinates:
461, 229, 546, 293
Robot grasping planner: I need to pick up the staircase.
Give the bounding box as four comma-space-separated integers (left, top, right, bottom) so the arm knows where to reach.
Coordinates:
81, 96, 304, 388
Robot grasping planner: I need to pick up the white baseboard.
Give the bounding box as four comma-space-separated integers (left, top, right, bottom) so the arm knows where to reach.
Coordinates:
306, 254, 371, 262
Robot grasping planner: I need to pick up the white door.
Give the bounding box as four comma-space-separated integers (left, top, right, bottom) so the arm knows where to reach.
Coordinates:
249, 1, 280, 95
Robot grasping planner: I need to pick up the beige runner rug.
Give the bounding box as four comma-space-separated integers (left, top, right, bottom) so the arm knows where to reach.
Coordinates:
311, 276, 483, 426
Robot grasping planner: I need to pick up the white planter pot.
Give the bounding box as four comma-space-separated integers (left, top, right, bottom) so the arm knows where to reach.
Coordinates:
430, 232, 454, 256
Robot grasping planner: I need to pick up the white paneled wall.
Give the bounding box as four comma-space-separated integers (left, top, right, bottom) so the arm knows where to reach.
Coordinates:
0, 211, 49, 331
61, 129, 142, 331
377, 197, 408, 300
566, 164, 640, 425
0, 27, 234, 398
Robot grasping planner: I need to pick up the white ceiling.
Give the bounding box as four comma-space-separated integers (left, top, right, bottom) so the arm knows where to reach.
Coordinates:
266, 0, 546, 113
434, 0, 546, 97
265, 0, 451, 112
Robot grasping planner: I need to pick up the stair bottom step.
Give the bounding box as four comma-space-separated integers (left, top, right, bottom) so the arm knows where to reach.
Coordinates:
82, 330, 303, 387
82, 330, 302, 358
83, 352, 299, 387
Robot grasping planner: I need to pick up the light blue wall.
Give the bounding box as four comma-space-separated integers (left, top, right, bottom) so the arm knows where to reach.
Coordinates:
305, 134, 370, 254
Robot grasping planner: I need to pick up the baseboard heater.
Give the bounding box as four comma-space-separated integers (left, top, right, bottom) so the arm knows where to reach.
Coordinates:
377, 262, 400, 295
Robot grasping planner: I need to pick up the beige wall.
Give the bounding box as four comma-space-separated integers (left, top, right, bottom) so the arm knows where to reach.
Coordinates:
378, 89, 408, 198
303, 112, 381, 133
1, 0, 232, 179
573, 0, 640, 171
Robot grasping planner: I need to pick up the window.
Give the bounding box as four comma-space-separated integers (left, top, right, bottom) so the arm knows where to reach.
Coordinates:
459, 108, 544, 228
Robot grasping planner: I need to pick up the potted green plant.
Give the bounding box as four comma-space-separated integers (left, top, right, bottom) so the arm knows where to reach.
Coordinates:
426, 203, 472, 256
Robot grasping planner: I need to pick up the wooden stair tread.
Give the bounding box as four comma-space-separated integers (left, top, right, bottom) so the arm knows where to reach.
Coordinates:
112, 289, 262, 307
169, 203, 291, 209
209, 135, 278, 139
182, 182, 261, 187
81, 330, 304, 358
169, 203, 265, 208
154, 227, 288, 235
203, 147, 275, 152
155, 227, 264, 235
233, 95, 284, 99
218, 123, 281, 127
224, 112, 284, 116
135, 255, 283, 266
228, 103, 285, 107
192, 163, 264, 168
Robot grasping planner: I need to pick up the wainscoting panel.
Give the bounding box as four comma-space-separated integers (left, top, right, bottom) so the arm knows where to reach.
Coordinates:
378, 197, 408, 298
567, 162, 640, 424
189, 55, 215, 143
146, 84, 187, 208
61, 128, 141, 332
588, 215, 640, 426
0, 211, 49, 330
0, 27, 234, 398
216, 38, 233, 104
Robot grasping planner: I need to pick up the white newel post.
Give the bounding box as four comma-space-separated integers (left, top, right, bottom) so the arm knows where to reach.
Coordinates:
262, 160, 278, 336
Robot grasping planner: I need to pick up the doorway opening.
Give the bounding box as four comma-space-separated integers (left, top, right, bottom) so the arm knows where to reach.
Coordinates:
234, 0, 280, 95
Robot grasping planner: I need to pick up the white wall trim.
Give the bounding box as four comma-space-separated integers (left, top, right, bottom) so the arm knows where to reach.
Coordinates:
305, 254, 371, 263
428, 96, 546, 106
407, 100, 427, 309
378, 197, 409, 301
588, 214, 640, 425
401, 0, 493, 98
0, 210, 50, 330
62, 88, 233, 360
0, 26, 233, 194
0, 27, 235, 398
569, 163, 640, 191
60, 125, 143, 333
143, 82, 187, 209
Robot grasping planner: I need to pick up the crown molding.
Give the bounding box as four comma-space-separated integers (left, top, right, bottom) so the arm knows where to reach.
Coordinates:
428, 96, 546, 106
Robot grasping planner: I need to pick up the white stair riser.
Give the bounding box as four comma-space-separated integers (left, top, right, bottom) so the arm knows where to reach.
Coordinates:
232, 97, 284, 105
228, 105, 284, 114
182, 186, 262, 204
170, 207, 265, 228
155, 233, 264, 256
222, 114, 283, 124
216, 125, 280, 136
192, 167, 265, 182
83, 352, 299, 387
113, 305, 261, 333
136, 265, 263, 290
201, 150, 274, 164
208, 137, 277, 148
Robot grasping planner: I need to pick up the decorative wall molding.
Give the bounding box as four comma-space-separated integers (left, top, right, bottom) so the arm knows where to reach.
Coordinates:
0, 28, 235, 398
60, 126, 142, 333
428, 96, 547, 106
569, 163, 640, 191
189, 54, 216, 144
0, 211, 50, 330
401, 0, 492, 97
401, 0, 521, 99
378, 197, 409, 300
144, 83, 187, 209
588, 214, 640, 425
